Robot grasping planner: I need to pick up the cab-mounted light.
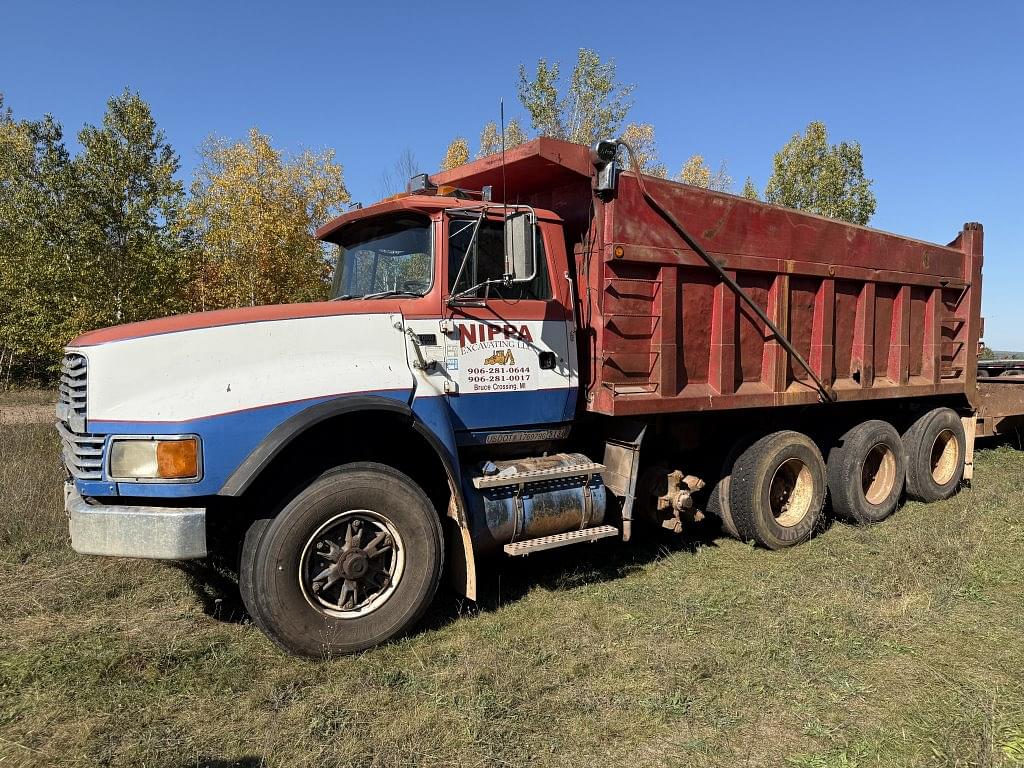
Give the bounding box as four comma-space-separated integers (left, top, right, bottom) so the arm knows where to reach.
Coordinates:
406, 173, 437, 194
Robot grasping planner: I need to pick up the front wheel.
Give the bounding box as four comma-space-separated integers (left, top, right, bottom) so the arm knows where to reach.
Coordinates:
242, 462, 444, 657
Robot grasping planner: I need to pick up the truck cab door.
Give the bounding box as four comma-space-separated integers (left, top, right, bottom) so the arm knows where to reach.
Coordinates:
438, 214, 577, 444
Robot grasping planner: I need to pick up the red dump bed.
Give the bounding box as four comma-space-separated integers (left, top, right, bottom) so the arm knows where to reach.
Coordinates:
434, 138, 984, 418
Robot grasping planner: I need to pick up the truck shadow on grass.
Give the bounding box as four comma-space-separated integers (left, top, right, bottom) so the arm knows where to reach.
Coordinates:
173, 559, 251, 624
172, 523, 724, 634
424, 522, 724, 635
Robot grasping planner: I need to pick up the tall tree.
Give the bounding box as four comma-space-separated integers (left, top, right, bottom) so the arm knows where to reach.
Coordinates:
742, 177, 760, 200
182, 127, 349, 310
73, 90, 187, 327
618, 122, 667, 178
478, 118, 527, 158
764, 121, 876, 225
0, 96, 77, 380
0, 91, 187, 381
678, 155, 732, 192
504, 119, 527, 150
518, 49, 633, 146
441, 137, 469, 170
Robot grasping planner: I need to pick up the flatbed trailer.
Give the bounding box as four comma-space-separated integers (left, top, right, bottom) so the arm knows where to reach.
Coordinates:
58, 136, 1024, 656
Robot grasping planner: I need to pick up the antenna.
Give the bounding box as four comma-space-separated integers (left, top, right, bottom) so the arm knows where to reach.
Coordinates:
500, 98, 507, 216
500, 98, 512, 284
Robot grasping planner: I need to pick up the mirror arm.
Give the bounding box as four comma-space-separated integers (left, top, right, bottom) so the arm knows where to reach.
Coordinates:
448, 277, 504, 305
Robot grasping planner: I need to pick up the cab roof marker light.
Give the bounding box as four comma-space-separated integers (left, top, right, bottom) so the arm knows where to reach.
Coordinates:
406, 173, 436, 194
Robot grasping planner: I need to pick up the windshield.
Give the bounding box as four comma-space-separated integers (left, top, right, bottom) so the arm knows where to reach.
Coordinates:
332, 214, 432, 299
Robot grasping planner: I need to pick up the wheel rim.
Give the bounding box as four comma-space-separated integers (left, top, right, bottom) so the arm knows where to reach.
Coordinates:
862, 442, 897, 506
298, 509, 405, 619
769, 458, 814, 527
930, 429, 960, 486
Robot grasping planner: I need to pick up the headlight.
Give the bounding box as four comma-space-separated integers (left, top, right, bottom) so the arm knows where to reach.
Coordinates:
108, 436, 201, 481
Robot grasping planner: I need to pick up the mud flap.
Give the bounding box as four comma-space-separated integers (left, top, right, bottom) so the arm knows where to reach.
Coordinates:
445, 497, 477, 601
961, 414, 977, 484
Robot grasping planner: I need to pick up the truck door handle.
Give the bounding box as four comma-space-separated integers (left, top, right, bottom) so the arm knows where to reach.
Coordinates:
539, 351, 556, 369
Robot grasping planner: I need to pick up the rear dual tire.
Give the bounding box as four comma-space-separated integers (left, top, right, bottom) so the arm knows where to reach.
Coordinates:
709, 409, 965, 547
826, 420, 905, 524
729, 431, 827, 550
902, 407, 966, 502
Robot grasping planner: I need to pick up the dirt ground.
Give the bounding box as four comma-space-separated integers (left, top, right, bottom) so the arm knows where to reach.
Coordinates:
0, 389, 55, 426
0, 403, 54, 425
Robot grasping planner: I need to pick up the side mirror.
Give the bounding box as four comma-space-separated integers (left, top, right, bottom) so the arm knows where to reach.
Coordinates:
504, 213, 536, 283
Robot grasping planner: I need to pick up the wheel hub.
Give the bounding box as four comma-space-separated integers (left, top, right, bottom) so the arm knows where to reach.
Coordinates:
862, 442, 897, 506
299, 510, 404, 618
340, 549, 370, 579
769, 458, 813, 527
930, 429, 959, 485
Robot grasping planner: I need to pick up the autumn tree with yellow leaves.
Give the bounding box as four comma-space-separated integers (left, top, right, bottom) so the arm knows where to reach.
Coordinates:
677, 154, 733, 192
440, 137, 470, 171
477, 120, 527, 158
182, 128, 349, 310
618, 123, 667, 178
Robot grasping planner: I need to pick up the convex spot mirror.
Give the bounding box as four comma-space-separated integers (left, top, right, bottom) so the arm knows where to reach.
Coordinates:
503, 212, 536, 283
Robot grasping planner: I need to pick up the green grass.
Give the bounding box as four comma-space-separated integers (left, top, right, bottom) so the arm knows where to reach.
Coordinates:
2, 422, 1024, 767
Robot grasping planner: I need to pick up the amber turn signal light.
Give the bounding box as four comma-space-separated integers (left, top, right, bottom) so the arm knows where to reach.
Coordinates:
156, 438, 199, 479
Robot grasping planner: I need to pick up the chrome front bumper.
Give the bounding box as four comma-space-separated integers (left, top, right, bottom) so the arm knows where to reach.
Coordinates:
65, 483, 207, 559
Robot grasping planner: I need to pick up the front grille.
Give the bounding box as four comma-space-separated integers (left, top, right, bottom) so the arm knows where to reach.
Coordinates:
58, 353, 88, 425
57, 421, 105, 480
57, 352, 104, 481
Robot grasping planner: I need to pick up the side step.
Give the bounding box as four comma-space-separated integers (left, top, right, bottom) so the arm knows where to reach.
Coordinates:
503, 525, 618, 556
473, 462, 605, 490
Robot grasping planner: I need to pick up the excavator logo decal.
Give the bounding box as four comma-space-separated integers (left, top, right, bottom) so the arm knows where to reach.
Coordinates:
484, 349, 516, 366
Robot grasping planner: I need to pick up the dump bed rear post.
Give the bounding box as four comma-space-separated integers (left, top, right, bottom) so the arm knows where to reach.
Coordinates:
954, 221, 985, 482
955, 222, 985, 405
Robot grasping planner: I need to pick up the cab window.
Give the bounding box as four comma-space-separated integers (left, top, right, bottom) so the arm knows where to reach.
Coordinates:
447, 217, 551, 300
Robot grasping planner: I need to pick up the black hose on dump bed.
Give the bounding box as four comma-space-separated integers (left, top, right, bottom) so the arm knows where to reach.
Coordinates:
615, 140, 837, 404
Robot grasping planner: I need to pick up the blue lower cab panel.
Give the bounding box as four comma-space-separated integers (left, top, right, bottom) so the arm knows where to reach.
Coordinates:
84, 390, 411, 498
78, 386, 577, 501
445, 387, 573, 432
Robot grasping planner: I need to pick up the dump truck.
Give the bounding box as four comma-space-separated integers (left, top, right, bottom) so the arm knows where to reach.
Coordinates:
58, 137, 1024, 657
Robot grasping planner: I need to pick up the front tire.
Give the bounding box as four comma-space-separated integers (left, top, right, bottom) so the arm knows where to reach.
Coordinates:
243, 462, 444, 657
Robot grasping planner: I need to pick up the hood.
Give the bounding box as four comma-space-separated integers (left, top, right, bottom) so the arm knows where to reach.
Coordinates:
70, 300, 420, 347
70, 309, 416, 424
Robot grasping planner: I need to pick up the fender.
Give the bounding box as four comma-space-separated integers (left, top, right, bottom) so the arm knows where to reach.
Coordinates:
218, 393, 478, 600
219, 395, 460, 507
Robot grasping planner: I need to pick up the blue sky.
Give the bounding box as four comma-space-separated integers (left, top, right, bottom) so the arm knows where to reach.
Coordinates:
4, 1, 1023, 348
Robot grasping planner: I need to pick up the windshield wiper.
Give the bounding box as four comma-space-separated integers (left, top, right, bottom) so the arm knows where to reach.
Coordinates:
361, 289, 423, 300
